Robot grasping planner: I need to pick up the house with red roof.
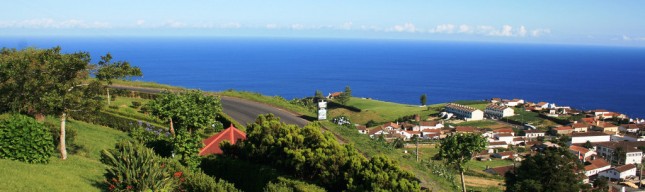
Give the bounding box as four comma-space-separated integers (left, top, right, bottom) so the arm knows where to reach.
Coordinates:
569, 145, 596, 161
199, 125, 246, 156
552, 126, 573, 135
584, 158, 610, 177
599, 164, 637, 180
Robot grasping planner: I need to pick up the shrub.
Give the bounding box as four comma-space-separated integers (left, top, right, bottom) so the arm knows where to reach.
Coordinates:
131, 101, 141, 108
101, 141, 177, 191
264, 177, 326, 192
181, 169, 240, 192
108, 105, 119, 110
0, 114, 55, 163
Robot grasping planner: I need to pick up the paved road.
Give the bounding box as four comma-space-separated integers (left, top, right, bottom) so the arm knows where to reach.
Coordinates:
108, 85, 309, 127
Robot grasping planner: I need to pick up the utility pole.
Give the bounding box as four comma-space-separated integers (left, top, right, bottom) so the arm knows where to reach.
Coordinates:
416, 121, 420, 162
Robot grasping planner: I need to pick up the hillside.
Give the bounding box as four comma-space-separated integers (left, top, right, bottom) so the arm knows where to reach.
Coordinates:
0, 118, 129, 192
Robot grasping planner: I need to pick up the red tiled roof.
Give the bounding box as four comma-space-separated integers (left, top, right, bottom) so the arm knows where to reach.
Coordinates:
571, 131, 608, 137
368, 127, 385, 135
569, 145, 590, 154
554, 126, 573, 131
524, 130, 543, 134
497, 133, 514, 137
420, 121, 439, 127
496, 151, 515, 157
329, 92, 342, 97
199, 125, 246, 156
571, 123, 589, 129
489, 141, 507, 146
455, 126, 477, 133
592, 109, 611, 113
536, 102, 548, 106
356, 125, 367, 131
494, 128, 514, 133
589, 158, 610, 168
614, 164, 636, 173
487, 165, 515, 175
383, 122, 400, 129
581, 117, 596, 124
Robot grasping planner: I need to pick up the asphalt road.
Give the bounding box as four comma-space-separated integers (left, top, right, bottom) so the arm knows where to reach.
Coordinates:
108, 85, 309, 127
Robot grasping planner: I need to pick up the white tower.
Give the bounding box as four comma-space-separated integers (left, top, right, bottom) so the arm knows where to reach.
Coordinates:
318, 100, 327, 120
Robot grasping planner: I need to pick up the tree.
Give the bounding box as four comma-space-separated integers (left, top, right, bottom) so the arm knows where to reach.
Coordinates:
336, 86, 352, 105
95, 53, 143, 105
505, 147, 584, 192
420, 94, 427, 106
438, 133, 487, 192
314, 90, 324, 102
583, 140, 593, 149
146, 90, 222, 136
0, 47, 103, 159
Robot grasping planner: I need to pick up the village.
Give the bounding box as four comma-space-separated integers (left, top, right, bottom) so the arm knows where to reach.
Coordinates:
351, 97, 645, 190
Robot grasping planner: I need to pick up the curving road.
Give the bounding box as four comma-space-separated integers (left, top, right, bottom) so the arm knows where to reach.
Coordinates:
108, 85, 309, 127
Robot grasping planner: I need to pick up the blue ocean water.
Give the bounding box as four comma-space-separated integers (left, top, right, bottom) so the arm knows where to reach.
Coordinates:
2, 37, 645, 118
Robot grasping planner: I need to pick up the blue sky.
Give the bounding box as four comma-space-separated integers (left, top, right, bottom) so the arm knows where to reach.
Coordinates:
2, 1, 645, 46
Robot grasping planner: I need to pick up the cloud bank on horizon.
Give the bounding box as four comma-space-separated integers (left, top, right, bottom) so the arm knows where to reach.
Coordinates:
1, 1, 644, 46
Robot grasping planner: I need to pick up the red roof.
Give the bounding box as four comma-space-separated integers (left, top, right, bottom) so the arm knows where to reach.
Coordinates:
199, 125, 246, 156
455, 126, 477, 133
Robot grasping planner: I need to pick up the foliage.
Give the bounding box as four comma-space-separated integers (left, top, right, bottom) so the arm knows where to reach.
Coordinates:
179, 170, 240, 192
95, 53, 143, 85
331, 115, 352, 126
222, 114, 420, 192
130, 101, 141, 108
438, 133, 488, 192
146, 90, 222, 132
505, 147, 584, 192
172, 129, 203, 170
426, 161, 458, 188
420, 94, 427, 106
101, 141, 177, 191
264, 177, 327, 192
392, 138, 405, 149
365, 120, 379, 127
288, 97, 317, 112
336, 86, 352, 105
314, 90, 324, 102
0, 115, 54, 163
583, 140, 593, 149
201, 156, 286, 192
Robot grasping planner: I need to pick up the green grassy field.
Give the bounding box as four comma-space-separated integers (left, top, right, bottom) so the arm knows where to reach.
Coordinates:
329, 97, 444, 124
216, 90, 316, 117
111, 79, 185, 90
0, 118, 129, 192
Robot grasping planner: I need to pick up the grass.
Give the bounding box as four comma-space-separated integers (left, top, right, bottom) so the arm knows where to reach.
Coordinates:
111, 79, 185, 90
505, 108, 559, 129
329, 97, 444, 124
0, 117, 130, 192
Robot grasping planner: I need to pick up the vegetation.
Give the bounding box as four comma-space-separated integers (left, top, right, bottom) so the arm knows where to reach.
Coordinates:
0, 114, 54, 163
0, 118, 129, 191
420, 94, 427, 106
329, 97, 443, 124
222, 114, 420, 191
505, 147, 584, 192
217, 90, 315, 117
101, 141, 177, 191
146, 90, 222, 135
336, 86, 352, 105
95, 53, 143, 105
264, 177, 327, 192
438, 133, 488, 192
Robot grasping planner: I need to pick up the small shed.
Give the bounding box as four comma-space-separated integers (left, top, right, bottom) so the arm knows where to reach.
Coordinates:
199, 124, 246, 156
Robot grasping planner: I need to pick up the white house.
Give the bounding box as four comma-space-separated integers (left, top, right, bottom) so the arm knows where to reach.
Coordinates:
584, 158, 611, 177
444, 103, 484, 121
493, 151, 515, 160
357, 125, 368, 134
599, 164, 637, 180
485, 104, 515, 119
570, 132, 610, 144
401, 131, 422, 141
496, 133, 515, 144
422, 129, 441, 139
569, 145, 596, 161
595, 141, 645, 165
488, 141, 508, 149
524, 129, 545, 138
571, 123, 589, 133
419, 121, 443, 130
619, 124, 644, 133
535, 102, 549, 110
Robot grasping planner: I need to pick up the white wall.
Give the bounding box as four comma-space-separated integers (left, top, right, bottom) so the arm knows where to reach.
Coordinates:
571, 135, 610, 144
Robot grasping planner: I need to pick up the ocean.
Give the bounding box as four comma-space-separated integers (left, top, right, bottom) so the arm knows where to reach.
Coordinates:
2, 37, 645, 118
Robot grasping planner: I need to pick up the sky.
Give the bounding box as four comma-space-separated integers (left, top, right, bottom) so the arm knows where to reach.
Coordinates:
2, 1, 645, 46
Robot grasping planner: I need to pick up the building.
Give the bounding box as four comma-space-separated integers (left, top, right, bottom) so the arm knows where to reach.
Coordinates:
422, 129, 442, 139
524, 129, 545, 138
619, 124, 644, 133
488, 141, 509, 149
419, 121, 443, 130
592, 121, 619, 134
569, 145, 596, 161
485, 104, 515, 119
485, 165, 515, 176
584, 158, 611, 177
595, 141, 645, 165
199, 125, 246, 156
599, 164, 637, 180
496, 133, 515, 144
454, 126, 478, 134
357, 125, 368, 134
552, 126, 574, 135
493, 151, 516, 159
570, 132, 610, 144
444, 103, 484, 121
571, 123, 590, 133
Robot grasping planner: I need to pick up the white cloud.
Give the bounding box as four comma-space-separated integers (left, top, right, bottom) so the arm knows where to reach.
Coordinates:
458, 25, 472, 33
622, 35, 645, 41
388, 23, 418, 33
265, 24, 279, 29
339, 22, 353, 30
531, 28, 551, 37
135, 19, 146, 26
219, 22, 241, 29
163, 20, 186, 28
0, 18, 111, 29
518, 26, 527, 37
432, 24, 455, 33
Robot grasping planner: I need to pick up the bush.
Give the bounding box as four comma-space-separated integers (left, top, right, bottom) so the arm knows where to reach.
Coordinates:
180, 169, 240, 192
0, 114, 55, 163
108, 105, 119, 110
131, 101, 141, 108
101, 141, 177, 191
264, 177, 326, 192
